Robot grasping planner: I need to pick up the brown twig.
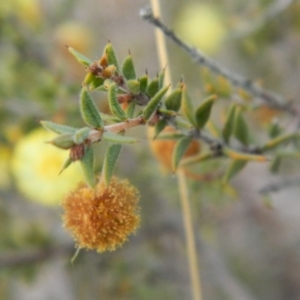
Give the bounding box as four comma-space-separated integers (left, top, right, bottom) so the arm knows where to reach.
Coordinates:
140, 7, 296, 115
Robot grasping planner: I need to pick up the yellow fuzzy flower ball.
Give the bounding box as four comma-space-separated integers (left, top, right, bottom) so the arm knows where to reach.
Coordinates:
62, 177, 140, 252
11, 128, 84, 206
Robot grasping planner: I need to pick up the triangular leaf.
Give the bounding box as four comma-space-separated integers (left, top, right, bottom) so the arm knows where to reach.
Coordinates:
154, 120, 167, 139
139, 74, 148, 93
73, 127, 90, 145
222, 160, 247, 184
59, 156, 73, 175
48, 133, 74, 149
104, 43, 120, 72
181, 84, 196, 127
41, 121, 77, 135
125, 102, 136, 118
80, 146, 95, 187
108, 83, 127, 121
122, 55, 136, 80
127, 79, 140, 95
172, 136, 193, 171
102, 144, 122, 185
222, 104, 236, 143
195, 95, 217, 129
80, 87, 103, 129
165, 87, 182, 112
233, 107, 250, 146
146, 77, 159, 98
143, 85, 169, 121
158, 68, 165, 89
67, 47, 92, 67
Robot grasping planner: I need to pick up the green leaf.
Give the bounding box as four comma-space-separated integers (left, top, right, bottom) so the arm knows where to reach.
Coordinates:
89, 77, 105, 91
59, 157, 73, 175
127, 79, 140, 95
126, 102, 136, 118
146, 77, 159, 98
80, 87, 103, 129
222, 160, 247, 184
233, 107, 250, 146
102, 131, 138, 144
181, 85, 196, 127
143, 85, 169, 121
73, 127, 90, 145
48, 134, 74, 149
108, 83, 127, 121
222, 104, 236, 143
122, 55, 136, 80
80, 146, 95, 187
67, 47, 92, 67
165, 87, 182, 112
172, 136, 193, 171
268, 119, 282, 138
41, 121, 77, 135
104, 43, 120, 72
158, 68, 165, 89
139, 74, 148, 93
195, 94, 217, 129
102, 144, 122, 185
154, 120, 167, 139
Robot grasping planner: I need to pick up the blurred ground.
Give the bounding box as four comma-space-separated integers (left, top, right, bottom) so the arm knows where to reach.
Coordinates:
1, 0, 300, 299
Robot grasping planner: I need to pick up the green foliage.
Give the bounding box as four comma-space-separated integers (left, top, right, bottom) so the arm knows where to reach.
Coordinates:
40, 42, 300, 191
80, 88, 104, 129
80, 146, 95, 187
194, 94, 217, 129
102, 132, 138, 144
102, 144, 122, 185
122, 55, 136, 80
233, 107, 250, 146
104, 43, 120, 72
139, 74, 148, 93
108, 83, 128, 121
165, 87, 182, 112
67, 46, 92, 67
222, 104, 236, 143
41, 121, 77, 135
146, 77, 159, 98
181, 85, 196, 127
222, 160, 247, 183
143, 85, 169, 121
48, 133, 75, 149
172, 136, 193, 171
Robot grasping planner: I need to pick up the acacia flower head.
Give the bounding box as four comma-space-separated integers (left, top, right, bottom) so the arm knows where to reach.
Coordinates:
62, 177, 140, 252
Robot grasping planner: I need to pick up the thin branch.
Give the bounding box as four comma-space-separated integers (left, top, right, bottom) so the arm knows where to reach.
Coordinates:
259, 177, 300, 194
140, 7, 296, 115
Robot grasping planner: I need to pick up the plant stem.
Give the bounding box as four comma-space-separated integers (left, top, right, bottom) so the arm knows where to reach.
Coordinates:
149, 1, 202, 299
177, 169, 202, 300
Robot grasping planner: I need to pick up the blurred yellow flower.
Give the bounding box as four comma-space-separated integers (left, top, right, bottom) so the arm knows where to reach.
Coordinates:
11, 128, 84, 206
0, 146, 12, 189
174, 3, 227, 54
